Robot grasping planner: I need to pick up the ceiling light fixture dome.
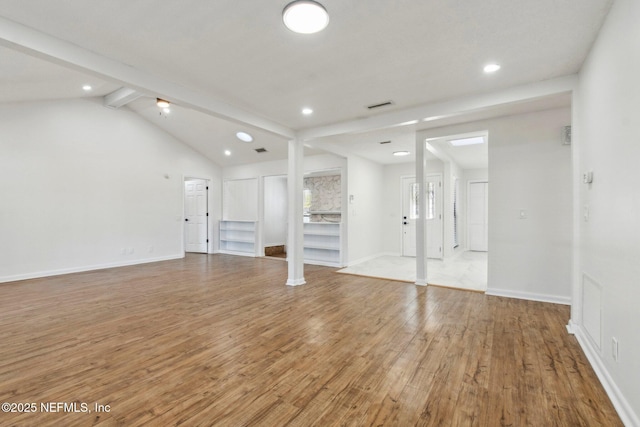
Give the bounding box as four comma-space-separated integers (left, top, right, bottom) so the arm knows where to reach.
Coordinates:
283, 0, 329, 34
393, 151, 411, 157
236, 131, 254, 143
156, 98, 170, 108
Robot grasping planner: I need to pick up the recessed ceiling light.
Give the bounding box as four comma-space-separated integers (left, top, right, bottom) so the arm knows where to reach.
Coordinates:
224, 150, 231, 156
236, 131, 253, 143
449, 136, 485, 146
283, 0, 329, 34
393, 151, 411, 157
302, 107, 313, 115
483, 63, 501, 73
156, 98, 170, 108
82, 85, 92, 91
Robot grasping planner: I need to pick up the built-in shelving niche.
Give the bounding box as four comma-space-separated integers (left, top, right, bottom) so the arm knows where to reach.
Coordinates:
219, 220, 258, 257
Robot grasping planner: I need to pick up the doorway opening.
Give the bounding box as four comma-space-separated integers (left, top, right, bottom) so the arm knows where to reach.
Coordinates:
263, 175, 288, 260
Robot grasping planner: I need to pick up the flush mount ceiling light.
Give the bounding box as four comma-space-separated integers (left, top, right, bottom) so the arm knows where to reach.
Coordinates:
82, 84, 92, 92
393, 151, 411, 157
236, 131, 254, 143
283, 0, 329, 34
449, 136, 485, 146
156, 98, 170, 108
224, 150, 231, 156
483, 63, 501, 73
302, 107, 313, 115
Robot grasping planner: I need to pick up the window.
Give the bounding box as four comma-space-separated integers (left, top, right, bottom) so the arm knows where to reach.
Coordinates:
427, 182, 435, 220
409, 183, 419, 219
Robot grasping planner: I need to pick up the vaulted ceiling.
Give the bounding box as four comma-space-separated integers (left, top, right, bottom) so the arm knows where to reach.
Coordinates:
0, 0, 613, 167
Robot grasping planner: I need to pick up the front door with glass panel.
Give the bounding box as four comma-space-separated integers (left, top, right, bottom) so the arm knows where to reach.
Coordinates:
401, 176, 418, 256
401, 175, 443, 258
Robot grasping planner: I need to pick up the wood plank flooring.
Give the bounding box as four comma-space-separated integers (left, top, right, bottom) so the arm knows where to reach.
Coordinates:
0, 254, 622, 426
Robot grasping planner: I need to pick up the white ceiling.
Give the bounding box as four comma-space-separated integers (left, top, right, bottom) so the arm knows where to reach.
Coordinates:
0, 0, 612, 167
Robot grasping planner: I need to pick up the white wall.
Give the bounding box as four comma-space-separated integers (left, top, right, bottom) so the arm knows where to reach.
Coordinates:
573, 0, 640, 423
223, 178, 258, 220
347, 155, 385, 264
263, 175, 287, 246
418, 107, 573, 303
0, 98, 222, 282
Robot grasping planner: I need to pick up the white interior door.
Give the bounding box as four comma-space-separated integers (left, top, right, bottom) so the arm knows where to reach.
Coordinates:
401, 177, 418, 257
185, 179, 208, 253
426, 175, 443, 259
468, 181, 488, 251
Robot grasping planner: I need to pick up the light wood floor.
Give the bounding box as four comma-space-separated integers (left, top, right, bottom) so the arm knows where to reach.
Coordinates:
0, 254, 621, 426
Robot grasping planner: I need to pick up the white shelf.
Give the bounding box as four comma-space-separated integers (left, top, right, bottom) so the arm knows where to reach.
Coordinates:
219, 220, 258, 257
303, 222, 342, 267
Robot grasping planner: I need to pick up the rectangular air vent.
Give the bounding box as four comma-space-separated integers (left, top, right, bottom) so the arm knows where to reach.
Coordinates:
379, 140, 391, 145
255, 148, 268, 153
367, 101, 394, 110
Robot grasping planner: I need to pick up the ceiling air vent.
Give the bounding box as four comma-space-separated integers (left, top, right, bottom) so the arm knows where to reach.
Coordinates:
367, 100, 394, 110
254, 147, 268, 153
379, 140, 391, 145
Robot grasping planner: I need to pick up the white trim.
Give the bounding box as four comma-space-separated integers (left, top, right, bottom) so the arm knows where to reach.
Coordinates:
572, 324, 640, 427
286, 278, 306, 286
183, 176, 211, 254
218, 250, 257, 258
485, 287, 571, 305
0, 254, 184, 285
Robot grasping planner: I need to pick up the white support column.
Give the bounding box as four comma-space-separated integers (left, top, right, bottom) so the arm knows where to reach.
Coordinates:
416, 133, 428, 286
287, 138, 306, 286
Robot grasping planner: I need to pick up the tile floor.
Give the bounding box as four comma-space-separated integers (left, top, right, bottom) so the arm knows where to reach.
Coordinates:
337, 251, 488, 292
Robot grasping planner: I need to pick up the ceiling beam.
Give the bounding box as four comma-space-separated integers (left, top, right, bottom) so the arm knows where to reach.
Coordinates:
103, 87, 142, 109
298, 75, 578, 141
0, 15, 295, 139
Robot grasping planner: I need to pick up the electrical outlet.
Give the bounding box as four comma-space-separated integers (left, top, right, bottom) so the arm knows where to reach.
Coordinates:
612, 337, 619, 362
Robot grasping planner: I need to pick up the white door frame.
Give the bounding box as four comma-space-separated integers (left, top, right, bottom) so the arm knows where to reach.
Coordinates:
183, 176, 210, 254
400, 175, 417, 257
400, 174, 444, 258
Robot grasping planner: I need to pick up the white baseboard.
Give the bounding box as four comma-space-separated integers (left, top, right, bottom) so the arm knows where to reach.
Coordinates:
485, 287, 571, 305
571, 323, 639, 427
286, 278, 306, 286
0, 254, 184, 284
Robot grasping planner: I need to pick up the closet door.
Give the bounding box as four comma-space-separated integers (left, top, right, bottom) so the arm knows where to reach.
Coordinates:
468, 181, 488, 252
